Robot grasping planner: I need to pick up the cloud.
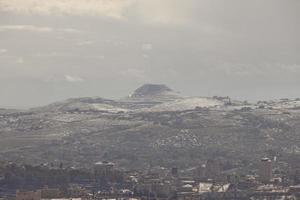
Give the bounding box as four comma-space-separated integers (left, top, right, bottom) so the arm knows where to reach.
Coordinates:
65, 75, 84, 82
0, 25, 53, 32
0, 0, 205, 25
58, 28, 83, 34
211, 62, 300, 77
0, 25, 83, 34
142, 54, 149, 59
141, 43, 153, 51
0, 0, 135, 19
76, 40, 95, 46
0, 49, 7, 54
119, 68, 146, 80
16, 57, 25, 64
132, 0, 197, 25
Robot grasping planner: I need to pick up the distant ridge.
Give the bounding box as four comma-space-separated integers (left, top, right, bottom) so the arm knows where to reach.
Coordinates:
31, 84, 244, 113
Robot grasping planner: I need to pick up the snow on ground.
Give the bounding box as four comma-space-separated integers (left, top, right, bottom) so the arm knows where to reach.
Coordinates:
91, 103, 128, 113
259, 99, 300, 109
144, 97, 224, 112
57, 102, 128, 113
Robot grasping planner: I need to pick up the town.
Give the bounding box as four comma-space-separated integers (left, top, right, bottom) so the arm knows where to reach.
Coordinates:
1, 156, 299, 200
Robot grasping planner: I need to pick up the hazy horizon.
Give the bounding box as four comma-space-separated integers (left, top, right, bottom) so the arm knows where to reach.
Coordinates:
1, 0, 300, 108
1, 82, 300, 109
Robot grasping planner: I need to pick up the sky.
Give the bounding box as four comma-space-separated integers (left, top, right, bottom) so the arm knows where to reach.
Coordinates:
0, 0, 300, 108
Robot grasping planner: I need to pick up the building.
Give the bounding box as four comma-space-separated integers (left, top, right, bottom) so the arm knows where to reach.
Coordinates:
41, 188, 62, 199
205, 159, 221, 180
259, 158, 272, 183
94, 161, 115, 176
94, 161, 116, 188
194, 164, 206, 181
171, 167, 178, 177
16, 190, 41, 200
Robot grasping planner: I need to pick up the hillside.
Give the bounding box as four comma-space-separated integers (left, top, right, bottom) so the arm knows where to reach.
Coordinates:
0, 85, 299, 171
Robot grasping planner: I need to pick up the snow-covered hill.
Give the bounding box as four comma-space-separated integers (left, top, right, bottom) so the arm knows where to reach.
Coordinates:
32, 97, 128, 113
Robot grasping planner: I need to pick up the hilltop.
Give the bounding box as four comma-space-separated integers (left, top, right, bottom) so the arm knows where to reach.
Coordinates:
129, 84, 174, 98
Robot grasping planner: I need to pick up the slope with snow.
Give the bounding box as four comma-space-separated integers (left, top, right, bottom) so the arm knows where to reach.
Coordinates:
145, 97, 224, 112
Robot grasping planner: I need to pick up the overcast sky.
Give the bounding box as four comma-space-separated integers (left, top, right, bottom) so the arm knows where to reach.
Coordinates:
0, 0, 300, 108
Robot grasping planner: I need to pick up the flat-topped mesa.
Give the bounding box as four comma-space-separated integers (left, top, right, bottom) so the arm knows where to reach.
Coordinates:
130, 84, 174, 98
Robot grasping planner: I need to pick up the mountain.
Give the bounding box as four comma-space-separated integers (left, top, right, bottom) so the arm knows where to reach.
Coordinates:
129, 84, 175, 98
0, 84, 299, 171
33, 84, 226, 113
130, 84, 171, 97
125, 84, 183, 108
125, 84, 230, 111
